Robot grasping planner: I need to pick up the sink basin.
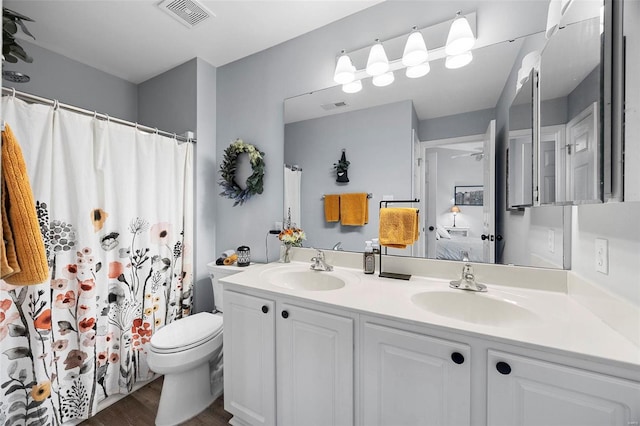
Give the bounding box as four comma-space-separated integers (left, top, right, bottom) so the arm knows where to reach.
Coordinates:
262, 266, 347, 291
411, 291, 539, 327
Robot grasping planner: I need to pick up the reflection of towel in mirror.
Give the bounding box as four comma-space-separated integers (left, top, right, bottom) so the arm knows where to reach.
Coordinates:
1, 124, 49, 285
340, 193, 368, 226
379, 208, 419, 248
324, 194, 340, 222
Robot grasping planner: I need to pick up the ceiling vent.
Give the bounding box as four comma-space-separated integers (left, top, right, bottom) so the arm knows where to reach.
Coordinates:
320, 101, 348, 111
157, 0, 215, 28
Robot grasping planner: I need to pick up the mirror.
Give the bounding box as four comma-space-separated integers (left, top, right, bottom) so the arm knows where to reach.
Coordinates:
508, 69, 535, 209
283, 1, 609, 269
538, 1, 603, 204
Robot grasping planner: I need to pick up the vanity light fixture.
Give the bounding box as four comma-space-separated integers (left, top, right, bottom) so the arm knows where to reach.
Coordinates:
445, 11, 476, 56
372, 71, 395, 87
366, 39, 389, 76
342, 79, 363, 94
402, 27, 428, 67
406, 62, 430, 79
445, 51, 473, 69
333, 50, 355, 84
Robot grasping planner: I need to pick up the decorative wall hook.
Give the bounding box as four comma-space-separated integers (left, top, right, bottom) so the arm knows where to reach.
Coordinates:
334, 149, 350, 183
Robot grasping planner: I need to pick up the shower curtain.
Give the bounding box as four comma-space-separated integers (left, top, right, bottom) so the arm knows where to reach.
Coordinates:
283, 166, 301, 227
0, 97, 194, 425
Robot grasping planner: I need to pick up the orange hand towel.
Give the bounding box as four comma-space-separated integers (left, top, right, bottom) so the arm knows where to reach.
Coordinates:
340, 193, 368, 226
324, 194, 340, 222
1, 124, 49, 285
379, 208, 419, 249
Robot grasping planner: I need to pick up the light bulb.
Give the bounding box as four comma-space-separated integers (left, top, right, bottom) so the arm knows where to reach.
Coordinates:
342, 79, 362, 94
402, 29, 428, 67
445, 51, 473, 69
406, 63, 430, 78
366, 40, 389, 76
445, 12, 475, 56
333, 52, 355, 85
372, 71, 394, 87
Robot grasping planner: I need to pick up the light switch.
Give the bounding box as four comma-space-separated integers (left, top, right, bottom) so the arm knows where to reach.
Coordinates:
595, 238, 608, 274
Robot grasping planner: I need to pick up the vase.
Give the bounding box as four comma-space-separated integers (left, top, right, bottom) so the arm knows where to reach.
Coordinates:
279, 244, 292, 263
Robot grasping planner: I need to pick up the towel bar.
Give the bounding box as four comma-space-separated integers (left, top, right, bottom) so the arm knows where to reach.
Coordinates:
322, 193, 373, 199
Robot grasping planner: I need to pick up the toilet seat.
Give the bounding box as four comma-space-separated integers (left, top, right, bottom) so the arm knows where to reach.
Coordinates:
150, 312, 223, 354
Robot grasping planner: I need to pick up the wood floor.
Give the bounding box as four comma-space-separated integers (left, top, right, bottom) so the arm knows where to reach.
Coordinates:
81, 377, 232, 426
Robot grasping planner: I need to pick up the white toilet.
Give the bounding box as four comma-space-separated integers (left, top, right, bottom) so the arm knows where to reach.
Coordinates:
147, 262, 251, 426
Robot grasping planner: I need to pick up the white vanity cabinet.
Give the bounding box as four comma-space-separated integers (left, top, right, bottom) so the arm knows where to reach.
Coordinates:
361, 319, 471, 426
223, 290, 276, 426
276, 301, 354, 426
223, 289, 355, 426
487, 350, 640, 426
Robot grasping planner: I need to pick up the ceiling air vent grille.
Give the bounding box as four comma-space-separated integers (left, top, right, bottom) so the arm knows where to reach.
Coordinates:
158, 0, 215, 28
320, 101, 348, 111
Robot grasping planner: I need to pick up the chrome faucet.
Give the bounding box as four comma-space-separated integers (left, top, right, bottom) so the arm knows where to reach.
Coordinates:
332, 241, 343, 251
310, 249, 333, 272
450, 252, 487, 292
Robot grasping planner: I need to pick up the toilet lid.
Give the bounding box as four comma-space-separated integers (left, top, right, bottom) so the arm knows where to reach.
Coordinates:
150, 312, 223, 352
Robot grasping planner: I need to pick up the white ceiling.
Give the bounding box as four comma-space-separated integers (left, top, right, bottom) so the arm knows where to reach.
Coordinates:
6, 0, 382, 84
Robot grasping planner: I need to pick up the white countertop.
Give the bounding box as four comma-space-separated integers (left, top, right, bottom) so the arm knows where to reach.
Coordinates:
221, 261, 640, 368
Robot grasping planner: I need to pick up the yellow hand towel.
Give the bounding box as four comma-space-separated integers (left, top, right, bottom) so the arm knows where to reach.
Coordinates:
340, 193, 368, 226
1, 124, 49, 285
379, 208, 419, 249
324, 194, 340, 223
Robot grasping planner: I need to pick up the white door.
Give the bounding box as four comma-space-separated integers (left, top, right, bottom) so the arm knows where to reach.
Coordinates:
488, 350, 640, 426
362, 320, 471, 426
566, 102, 598, 202
277, 303, 354, 426
482, 120, 496, 263
540, 139, 556, 204
223, 291, 276, 426
424, 151, 438, 259
412, 129, 424, 257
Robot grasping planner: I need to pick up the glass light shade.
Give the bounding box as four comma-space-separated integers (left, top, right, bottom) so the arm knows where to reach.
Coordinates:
445, 15, 475, 56
366, 42, 389, 76
402, 31, 428, 67
445, 51, 473, 69
406, 63, 430, 79
545, 0, 562, 39
342, 79, 362, 94
333, 53, 355, 85
372, 71, 394, 87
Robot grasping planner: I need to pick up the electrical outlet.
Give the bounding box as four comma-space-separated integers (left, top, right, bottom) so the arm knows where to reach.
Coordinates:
547, 229, 555, 253
595, 238, 608, 274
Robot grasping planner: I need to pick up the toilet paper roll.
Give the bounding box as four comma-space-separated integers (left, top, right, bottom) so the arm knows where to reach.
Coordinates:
223, 254, 238, 266
219, 249, 235, 259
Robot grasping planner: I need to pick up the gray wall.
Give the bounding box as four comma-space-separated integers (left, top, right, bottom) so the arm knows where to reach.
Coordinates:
419, 108, 496, 141
194, 58, 218, 313
137, 59, 198, 136
284, 101, 413, 252
7, 40, 138, 121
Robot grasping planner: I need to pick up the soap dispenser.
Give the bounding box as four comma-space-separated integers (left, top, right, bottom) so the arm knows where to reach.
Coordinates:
363, 240, 375, 274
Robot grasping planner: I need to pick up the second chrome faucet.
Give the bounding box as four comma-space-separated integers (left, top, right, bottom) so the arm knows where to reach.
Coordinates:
449, 251, 487, 292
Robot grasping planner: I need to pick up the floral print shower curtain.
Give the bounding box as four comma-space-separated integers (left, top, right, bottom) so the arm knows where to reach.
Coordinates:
0, 97, 194, 425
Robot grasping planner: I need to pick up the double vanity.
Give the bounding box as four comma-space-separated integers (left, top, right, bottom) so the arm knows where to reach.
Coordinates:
221, 248, 640, 426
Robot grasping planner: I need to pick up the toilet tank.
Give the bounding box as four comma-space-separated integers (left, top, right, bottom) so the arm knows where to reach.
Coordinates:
206, 262, 254, 312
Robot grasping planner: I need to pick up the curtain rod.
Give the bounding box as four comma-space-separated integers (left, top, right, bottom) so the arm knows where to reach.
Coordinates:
1, 87, 196, 144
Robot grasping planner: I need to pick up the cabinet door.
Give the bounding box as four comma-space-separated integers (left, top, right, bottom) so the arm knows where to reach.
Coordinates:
487, 350, 640, 426
277, 302, 354, 426
223, 291, 276, 426
362, 321, 471, 426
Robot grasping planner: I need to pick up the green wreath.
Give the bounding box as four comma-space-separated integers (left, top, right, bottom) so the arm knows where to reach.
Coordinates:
219, 139, 265, 206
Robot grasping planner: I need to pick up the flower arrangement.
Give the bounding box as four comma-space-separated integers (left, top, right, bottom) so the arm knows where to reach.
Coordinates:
219, 138, 265, 206
278, 209, 305, 262
279, 208, 305, 246
278, 227, 306, 247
